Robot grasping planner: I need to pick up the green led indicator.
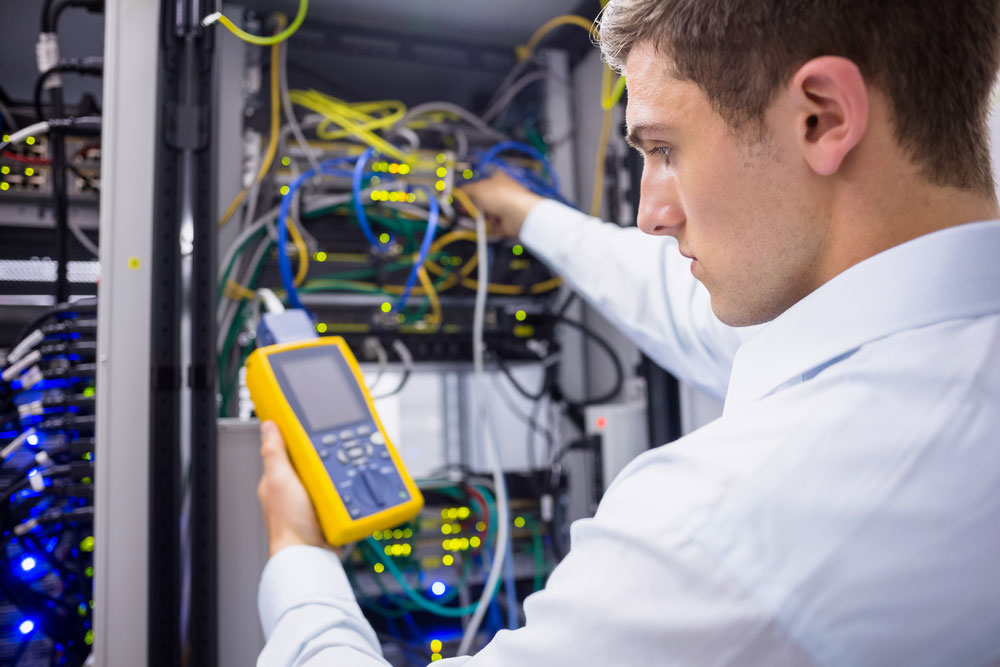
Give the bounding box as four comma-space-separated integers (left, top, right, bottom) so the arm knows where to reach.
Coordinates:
514, 516, 526, 528
315, 251, 327, 262
436, 153, 447, 164
0, 166, 9, 175
85, 630, 94, 646
379, 233, 390, 244
512, 245, 524, 256
316, 323, 328, 333
381, 302, 392, 313
83, 387, 95, 397
281, 156, 291, 166
515, 310, 527, 322
81, 536, 95, 552
279, 185, 290, 196
463, 169, 474, 179
85, 566, 94, 578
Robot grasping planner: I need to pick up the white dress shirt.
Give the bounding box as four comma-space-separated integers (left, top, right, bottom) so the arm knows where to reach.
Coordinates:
258, 201, 1000, 666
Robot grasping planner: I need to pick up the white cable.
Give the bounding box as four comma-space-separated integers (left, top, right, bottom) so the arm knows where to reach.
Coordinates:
0, 116, 101, 153
69, 221, 99, 257
393, 102, 509, 144
363, 338, 388, 391
279, 41, 323, 175
458, 208, 511, 656
482, 70, 550, 123
2, 349, 41, 382
255, 287, 285, 314
7, 329, 45, 364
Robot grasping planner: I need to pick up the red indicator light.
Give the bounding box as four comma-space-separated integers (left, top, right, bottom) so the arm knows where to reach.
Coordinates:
595, 417, 607, 429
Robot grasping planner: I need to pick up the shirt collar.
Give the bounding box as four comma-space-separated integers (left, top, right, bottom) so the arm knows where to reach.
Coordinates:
724, 220, 1000, 414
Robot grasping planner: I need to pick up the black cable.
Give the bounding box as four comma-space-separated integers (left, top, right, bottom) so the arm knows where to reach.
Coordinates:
33, 60, 103, 123
552, 314, 624, 407
370, 367, 411, 399
42, 0, 103, 32
41, 0, 58, 31
10, 299, 97, 346
51, 0, 104, 27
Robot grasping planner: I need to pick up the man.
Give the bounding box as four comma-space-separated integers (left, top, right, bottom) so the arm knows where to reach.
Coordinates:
256, 0, 1000, 664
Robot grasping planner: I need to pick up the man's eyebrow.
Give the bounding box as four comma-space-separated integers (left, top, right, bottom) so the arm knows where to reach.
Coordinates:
625, 123, 674, 149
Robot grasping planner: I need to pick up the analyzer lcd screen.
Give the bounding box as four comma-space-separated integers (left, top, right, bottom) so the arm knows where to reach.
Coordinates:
274, 352, 368, 432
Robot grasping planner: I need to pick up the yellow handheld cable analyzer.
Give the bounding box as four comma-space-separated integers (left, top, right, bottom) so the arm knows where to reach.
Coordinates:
245, 309, 423, 546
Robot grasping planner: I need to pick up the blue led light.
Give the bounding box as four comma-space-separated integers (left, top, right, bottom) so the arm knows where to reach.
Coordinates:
20, 557, 36, 572
430, 581, 447, 597
19, 619, 34, 635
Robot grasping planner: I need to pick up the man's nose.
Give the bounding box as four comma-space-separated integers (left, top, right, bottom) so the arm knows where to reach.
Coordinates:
636, 173, 684, 236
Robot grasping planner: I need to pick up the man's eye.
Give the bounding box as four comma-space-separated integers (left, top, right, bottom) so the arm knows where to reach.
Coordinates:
648, 146, 672, 163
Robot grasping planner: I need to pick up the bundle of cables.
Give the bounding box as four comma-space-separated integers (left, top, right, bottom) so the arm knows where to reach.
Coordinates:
0, 300, 97, 666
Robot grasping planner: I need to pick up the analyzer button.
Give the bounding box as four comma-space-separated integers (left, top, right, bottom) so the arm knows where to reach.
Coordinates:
369, 432, 385, 445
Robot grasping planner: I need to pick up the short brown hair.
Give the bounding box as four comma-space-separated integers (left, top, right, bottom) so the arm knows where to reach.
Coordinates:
600, 0, 1000, 193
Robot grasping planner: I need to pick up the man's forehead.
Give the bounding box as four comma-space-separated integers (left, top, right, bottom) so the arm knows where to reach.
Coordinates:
624, 45, 697, 137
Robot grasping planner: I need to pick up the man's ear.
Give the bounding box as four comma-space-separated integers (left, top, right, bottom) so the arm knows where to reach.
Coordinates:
790, 56, 869, 176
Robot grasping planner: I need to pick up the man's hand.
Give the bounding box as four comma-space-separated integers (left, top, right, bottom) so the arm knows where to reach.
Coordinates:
460, 171, 544, 238
257, 420, 327, 558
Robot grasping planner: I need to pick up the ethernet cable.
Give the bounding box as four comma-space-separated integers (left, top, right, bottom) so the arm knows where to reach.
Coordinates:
454, 190, 513, 655
0, 116, 101, 154
290, 90, 411, 163
218, 31, 283, 228
202, 0, 308, 46
278, 157, 360, 309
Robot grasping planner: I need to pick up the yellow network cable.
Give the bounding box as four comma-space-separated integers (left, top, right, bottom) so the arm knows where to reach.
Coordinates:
592, 66, 615, 217
415, 266, 442, 327
218, 21, 284, 227
516, 14, 625, 214
202, 0, 308, 46
286, 216, 310, 286
289, 90, 411, 163
516, 15, 597, 61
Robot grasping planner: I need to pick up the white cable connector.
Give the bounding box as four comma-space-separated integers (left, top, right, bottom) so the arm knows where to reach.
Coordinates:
20, 365, 44, 391
36, 32, 61, 79
1, 429, 34, 460
14, 518, 38, 536
7, 329, 45, 365
35, 451, 52, 466
201, 12, 222, 27
2, 349, 42, 382
28, 469, 45, 492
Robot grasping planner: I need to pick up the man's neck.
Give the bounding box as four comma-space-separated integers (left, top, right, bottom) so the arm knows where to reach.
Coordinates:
817, 180, 999, 287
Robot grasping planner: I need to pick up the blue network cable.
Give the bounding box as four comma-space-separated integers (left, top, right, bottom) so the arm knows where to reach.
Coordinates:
351, 147, 442, 312
477, 140, 566, 204
277, 157, 358, 310
351, 146, 383, 248
393, 184, 439, 312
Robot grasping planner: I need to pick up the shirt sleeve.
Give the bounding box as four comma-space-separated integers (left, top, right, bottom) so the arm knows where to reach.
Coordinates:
520, 199, 756, 400
258, 544, 475, 666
